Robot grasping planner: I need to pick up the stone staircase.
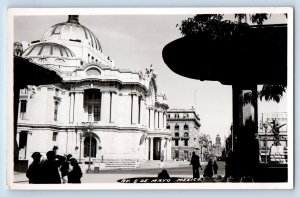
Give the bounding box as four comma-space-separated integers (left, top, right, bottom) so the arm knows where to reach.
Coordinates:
102, 159, 138, 169
137, 160, 162, 168
137, 160, 190, 169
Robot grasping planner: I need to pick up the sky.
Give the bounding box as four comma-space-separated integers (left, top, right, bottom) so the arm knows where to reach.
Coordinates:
14, 14, 288, 144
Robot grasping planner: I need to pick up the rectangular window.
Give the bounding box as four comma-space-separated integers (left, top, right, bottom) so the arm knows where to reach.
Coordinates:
20, 100, 27, 112
19, 131, 28, 149
175, 140, 179, 146
175, 150, 179, 159
54, 102, 59, 121
20, 100, 27, 119
52, 132, 58, 141
94, 105, 101, 121
88, 105, 92, 121
184, 139, 188, 146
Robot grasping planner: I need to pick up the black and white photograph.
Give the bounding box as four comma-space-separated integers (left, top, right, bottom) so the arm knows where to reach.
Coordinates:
7, 8, 293, 189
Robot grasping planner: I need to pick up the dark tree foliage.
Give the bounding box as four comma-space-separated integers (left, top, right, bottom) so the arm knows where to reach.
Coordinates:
178, 14, 241, 40
178, 13, 286, 103
250, 14, 270, 25
259, 85, 286, 103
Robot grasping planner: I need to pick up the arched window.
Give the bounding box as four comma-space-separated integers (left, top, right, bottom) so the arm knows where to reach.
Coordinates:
86, 68, 101, 76
184, 132, 189, 137
84, 137, 97, 158
184, 124, 189, 130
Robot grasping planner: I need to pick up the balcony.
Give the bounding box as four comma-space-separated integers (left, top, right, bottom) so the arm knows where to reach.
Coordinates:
181, 136, 190, 140
172, 136, 180, 140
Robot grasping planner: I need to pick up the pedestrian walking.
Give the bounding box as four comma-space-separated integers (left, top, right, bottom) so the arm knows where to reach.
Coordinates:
68, 158, 83, 183
60, 154, 72, 183
26, 152, 43, 184
190, 151, 202, 178
42, 150, 66, 184
213, 161, 218, 177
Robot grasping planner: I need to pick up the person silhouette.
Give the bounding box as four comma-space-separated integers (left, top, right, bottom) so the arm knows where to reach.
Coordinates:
42, 150, 66, 184
190, 151, 202, 178
213, 161, 218, 177
26, 152, 43, 184
60, 154, 72, 183
158, 169, 170, 179
204, 159, 214, 178
68, 158, 83, 183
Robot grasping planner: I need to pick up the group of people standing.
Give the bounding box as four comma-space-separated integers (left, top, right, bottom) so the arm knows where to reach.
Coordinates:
190, 151, 218, 178
26, 147, 83, 184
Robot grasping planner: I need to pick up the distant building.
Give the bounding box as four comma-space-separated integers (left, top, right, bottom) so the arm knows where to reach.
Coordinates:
212, 134, 223, 159
258, 112, 287, 163
166, 108, 201, 161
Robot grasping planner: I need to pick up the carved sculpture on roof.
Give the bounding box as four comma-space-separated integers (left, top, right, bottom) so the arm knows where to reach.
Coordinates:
29, 85, 37, 98
145, 64, 157, 79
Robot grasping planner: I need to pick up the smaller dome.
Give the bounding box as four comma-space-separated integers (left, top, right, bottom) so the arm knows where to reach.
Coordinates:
22, 42, 76, 58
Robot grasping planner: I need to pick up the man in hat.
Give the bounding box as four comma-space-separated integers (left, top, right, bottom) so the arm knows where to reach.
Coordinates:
26, 152, 43, 184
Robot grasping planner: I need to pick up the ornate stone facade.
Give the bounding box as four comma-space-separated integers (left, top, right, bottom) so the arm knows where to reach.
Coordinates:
16, 15, 171, 169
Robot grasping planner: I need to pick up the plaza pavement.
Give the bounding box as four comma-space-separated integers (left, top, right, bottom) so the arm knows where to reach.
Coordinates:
13, 162, 226, 184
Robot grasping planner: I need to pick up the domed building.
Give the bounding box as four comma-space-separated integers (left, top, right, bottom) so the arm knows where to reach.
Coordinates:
16, 15, 171, 170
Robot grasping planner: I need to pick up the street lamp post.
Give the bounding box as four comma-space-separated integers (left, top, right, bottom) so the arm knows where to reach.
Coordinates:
86, 123, 93, 173
263, 123, 268, 164
79, 132, 82, 163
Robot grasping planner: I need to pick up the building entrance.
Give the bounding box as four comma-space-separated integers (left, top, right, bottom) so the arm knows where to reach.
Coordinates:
153, 138, 161, 160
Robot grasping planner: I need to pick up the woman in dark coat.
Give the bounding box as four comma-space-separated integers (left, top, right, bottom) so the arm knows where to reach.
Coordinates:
213, 161, 218, 176
68, 158, 83, 183
204, 159, 214, 178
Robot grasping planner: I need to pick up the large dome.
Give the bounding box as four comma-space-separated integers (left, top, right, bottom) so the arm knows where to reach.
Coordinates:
41, 15, 102, 52
22, 42, 76, 58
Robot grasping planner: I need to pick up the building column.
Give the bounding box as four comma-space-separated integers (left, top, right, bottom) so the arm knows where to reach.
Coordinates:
150, 137, 153, 160
140, 98, 146, 126
231, 84, 259, 177
74, 91, 84, 123
168, 139, 172, 160
69, 92, 75, 123
112, 92, 119, 124
145, 137, 149, 160
150, 109, 154, 130
159, 111, 163, 129
154, 110, 158, 129
110, 92, 116, 123
101, 91, 110, 123
163, 112, 167, 129
160, 138, 165, 161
